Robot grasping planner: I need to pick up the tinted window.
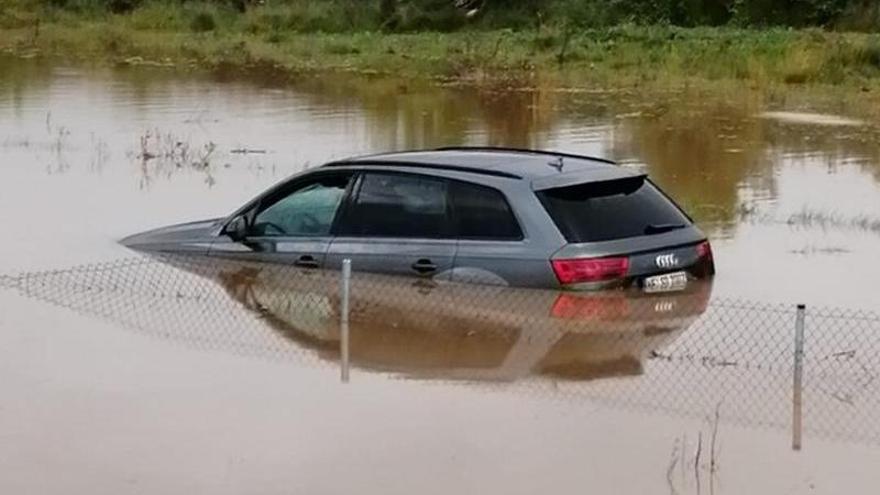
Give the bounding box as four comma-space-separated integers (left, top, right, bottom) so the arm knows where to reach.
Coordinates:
339, 173, 452, 238
252, 174, 350, 236
537, 177, 690, 243
452, 182, 522, 240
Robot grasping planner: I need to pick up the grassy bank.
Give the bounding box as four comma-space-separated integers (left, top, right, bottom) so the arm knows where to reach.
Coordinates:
4, 1, 880, 88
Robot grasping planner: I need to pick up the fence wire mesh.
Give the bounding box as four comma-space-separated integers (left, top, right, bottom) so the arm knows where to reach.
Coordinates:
1, 254, 878, 445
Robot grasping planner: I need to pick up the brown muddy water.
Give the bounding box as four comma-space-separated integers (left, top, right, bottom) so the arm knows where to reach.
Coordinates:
2, 55, 880, 494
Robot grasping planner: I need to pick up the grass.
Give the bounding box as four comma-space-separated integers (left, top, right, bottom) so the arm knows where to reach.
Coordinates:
787, 208, 880, 236
4, 3, 880, 89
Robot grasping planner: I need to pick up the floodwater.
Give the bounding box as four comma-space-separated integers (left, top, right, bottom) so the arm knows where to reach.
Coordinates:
3, 56, 880, 306
2, 55, 880, 494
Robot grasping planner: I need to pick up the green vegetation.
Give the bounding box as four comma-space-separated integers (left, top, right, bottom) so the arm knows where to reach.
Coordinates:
10, 0, 880, 32
4, 0, 880, 88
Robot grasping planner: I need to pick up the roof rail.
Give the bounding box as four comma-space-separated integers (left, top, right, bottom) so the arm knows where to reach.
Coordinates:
322, 160, 523, 180
434, 146, 617, 165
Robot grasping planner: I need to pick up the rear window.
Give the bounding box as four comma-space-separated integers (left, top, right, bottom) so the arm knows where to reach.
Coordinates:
536, 177, 690, 243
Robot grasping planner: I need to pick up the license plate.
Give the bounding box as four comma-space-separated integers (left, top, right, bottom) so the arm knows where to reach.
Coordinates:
643, 271, 688, 293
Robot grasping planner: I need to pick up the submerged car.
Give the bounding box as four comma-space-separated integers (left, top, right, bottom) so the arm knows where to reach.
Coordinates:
121, 147, 715, 291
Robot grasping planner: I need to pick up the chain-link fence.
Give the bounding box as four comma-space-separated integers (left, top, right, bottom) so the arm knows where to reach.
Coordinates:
1, 254, 878, 446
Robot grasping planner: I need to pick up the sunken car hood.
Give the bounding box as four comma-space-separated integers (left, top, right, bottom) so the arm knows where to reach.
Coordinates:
119, 218, 223, 254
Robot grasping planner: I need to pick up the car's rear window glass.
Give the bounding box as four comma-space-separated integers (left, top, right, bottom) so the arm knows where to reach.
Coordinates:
339, 173, 452, 238
451, 182, 522, 240
536, 177, 690, 243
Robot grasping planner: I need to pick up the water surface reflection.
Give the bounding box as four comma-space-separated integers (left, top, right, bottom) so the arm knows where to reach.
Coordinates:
4, 254, 880, 446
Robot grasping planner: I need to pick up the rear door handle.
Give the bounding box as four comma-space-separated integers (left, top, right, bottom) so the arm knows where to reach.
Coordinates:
411, 259, 437, 274
294, 255, 320, 269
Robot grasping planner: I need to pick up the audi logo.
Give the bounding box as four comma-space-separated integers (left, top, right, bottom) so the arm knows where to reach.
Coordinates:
655, 253, 679, 269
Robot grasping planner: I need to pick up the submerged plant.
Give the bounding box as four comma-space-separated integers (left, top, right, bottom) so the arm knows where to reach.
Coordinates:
134, 129, 219, 188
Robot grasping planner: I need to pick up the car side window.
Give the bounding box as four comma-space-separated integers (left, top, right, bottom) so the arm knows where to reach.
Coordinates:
338, 172, 453, 238
451, 181, 523, 240
251, 174, 351, 237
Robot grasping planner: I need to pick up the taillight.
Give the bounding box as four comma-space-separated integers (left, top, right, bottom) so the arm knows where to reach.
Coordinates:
551, 257, 630, 285
696, 240, 713, 261
695, 240, 716, 276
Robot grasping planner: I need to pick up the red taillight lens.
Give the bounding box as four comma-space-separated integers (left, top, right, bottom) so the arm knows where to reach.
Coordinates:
551, 257, 630, 285
695, 240, 716, 276
696, 241, 713, 261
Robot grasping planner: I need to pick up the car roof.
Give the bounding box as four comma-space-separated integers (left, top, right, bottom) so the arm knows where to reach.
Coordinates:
323, 147, 644, 191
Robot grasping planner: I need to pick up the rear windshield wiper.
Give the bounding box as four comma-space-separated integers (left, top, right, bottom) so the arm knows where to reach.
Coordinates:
644, 223, 687, 235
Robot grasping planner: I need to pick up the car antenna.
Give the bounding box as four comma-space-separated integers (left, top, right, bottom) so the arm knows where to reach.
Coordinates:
548, 156, 564, 172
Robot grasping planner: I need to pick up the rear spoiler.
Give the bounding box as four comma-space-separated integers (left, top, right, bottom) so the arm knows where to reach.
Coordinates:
531, 167, 646, 191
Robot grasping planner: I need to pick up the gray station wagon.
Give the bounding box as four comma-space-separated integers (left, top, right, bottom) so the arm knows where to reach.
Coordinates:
121, 147, 715, 291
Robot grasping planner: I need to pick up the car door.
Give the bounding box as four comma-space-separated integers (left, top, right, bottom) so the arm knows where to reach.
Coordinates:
210, 171, 354, 268
324, 171, 457, 280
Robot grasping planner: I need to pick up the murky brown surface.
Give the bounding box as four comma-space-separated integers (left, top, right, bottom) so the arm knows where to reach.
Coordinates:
4, 56, 880, 305
2, 55, 880, 494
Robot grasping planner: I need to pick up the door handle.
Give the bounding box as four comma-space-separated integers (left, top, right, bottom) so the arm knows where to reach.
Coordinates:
411, 258, 437, 274
294, 255, 320, 269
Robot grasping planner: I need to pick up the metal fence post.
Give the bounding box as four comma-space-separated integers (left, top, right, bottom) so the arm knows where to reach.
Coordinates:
792, 304, 806, 451
340, 259, 351, 383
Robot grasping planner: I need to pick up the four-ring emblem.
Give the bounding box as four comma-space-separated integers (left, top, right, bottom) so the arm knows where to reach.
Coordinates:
655, 253, 679, 269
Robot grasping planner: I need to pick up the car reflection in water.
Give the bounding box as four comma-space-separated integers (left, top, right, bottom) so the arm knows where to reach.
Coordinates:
158, 254, 713, 383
